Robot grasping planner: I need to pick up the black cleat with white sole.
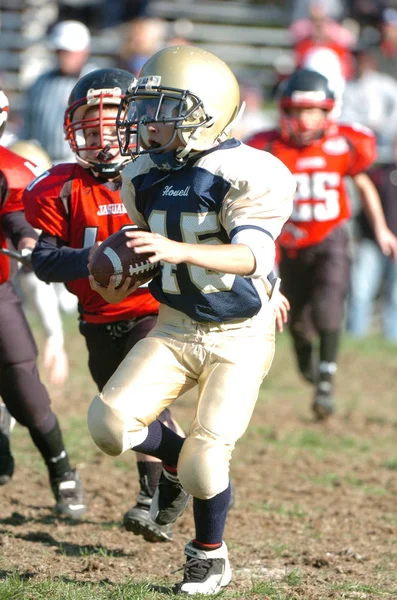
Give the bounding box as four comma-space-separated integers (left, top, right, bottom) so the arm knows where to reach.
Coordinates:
123, 490, 173, 542
174, 541, 232, 595
50, 469, 87, 519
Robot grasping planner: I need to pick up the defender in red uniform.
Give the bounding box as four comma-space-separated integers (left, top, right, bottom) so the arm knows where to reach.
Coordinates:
0, 90, 86, 518
23, 68, 184, 542
246, 69, 397, 419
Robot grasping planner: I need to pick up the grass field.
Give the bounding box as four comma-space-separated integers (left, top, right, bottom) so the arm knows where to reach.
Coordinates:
1, 310, 397, 599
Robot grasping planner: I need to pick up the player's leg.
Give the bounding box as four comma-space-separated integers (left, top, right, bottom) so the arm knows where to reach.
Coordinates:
311, 228, 351, 419
87, 315, 205, 540
80, 315, 181, 541
279, 247, 317, 383
174, 312, 276, 594
0, 281, 86, 517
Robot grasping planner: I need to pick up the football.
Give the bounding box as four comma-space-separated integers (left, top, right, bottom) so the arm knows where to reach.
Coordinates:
89, 227, 160, 288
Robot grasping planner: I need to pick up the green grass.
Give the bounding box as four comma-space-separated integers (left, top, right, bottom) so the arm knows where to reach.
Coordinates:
0, 577, 172, 600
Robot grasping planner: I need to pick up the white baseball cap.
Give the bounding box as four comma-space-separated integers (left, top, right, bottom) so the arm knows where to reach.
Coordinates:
50, 20, 91, 52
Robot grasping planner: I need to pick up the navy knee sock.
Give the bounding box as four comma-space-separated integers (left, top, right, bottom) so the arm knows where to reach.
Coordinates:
132, 419, 184, 468
193, 482, 231, 546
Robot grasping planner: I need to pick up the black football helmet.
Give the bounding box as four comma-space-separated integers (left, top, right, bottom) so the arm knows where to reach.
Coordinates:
278, 68, 336, 145
64, 68, 136, 178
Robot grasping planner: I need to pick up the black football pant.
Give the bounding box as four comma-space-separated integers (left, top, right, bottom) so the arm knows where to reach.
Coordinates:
279, 226, 351, 343
0, 281, 56, 433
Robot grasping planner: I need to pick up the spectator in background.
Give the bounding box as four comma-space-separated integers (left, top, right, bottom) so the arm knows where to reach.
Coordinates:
19, 20, 95, 164
340, 45, 397, 162
347, 136, 397, 342
370, 8, 397, 78
292, 0, 346, 22
291, 0, 356, 83
117, 17, 165, 77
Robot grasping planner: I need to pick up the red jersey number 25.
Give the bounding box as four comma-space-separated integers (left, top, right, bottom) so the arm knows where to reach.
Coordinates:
292, 171, 341, 223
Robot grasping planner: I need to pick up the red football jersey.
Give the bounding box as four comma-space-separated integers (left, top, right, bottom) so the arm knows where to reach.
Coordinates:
0, 145, 40, 284
246, 123, 376, 249
23, 163, 159, 323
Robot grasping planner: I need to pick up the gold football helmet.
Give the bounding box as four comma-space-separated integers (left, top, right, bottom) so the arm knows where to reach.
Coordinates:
117, 45, 241, 162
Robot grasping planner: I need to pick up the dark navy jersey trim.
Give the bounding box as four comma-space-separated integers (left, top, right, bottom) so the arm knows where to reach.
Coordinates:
230, 224, 274, 240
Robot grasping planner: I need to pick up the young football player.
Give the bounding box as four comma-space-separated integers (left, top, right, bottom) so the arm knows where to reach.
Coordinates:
0, 89, 86, 518
86, 45, 295, 594
23, 68, 185, 543
246, 68, 397, 420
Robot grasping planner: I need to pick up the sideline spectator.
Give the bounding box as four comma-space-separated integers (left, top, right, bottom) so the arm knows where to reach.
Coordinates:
19, 20, 95, 164
340, 45, 397, 163
370, 8, 397, 78
292, 0, 346, 22
291, 1, 356, 83
117, 17, 165, 76
347, 137, 397, 342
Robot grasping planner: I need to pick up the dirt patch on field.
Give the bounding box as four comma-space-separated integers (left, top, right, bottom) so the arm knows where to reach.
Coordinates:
1, 329, 397, 599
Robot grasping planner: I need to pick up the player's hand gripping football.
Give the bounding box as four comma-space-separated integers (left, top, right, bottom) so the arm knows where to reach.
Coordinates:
124, 229, 186, 264
88, 272, 141, 303
88, 242, 141, 304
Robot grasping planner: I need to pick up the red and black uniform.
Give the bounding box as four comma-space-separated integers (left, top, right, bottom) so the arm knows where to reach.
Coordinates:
0, 146, 58, 433
23, 163, 161, 392
246, 123, 376, 337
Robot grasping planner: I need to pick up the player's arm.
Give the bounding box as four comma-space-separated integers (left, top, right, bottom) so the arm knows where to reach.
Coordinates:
353, 172, 397, 259
1, 210, 38, 263
121, 167, 255, 275
32, 232, 90, 282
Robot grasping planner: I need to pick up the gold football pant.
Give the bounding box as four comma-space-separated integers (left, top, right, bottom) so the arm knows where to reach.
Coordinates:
88, 303, 275, 499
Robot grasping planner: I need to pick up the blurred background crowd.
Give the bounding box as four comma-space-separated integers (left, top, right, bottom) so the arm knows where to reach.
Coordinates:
1, 0, 397, 344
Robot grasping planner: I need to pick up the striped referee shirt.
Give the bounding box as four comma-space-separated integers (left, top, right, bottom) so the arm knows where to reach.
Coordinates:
20, 63, 97, 164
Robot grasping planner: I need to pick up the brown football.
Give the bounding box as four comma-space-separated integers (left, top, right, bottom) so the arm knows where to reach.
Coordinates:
89, 227, 160, 288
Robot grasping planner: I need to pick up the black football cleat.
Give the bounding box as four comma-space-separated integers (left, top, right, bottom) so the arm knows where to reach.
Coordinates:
123, 490, 173, 543
50, 468, 87, 519
312, 381, 334, 420
149, 468, 190, 526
